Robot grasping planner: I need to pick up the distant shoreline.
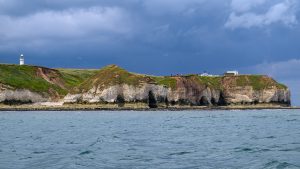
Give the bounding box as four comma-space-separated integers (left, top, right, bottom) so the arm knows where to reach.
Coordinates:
0, 104, 299, 111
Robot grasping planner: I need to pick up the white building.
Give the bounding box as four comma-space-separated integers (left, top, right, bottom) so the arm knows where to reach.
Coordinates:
200, 73, 219, 77
20, 54, 24, 65
200, 72, 210, 76
200, 71, 220, 77
225, 71, 239, 76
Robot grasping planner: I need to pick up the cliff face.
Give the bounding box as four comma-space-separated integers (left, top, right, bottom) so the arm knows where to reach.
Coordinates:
223, 86, 290, 105
221, 76, 291, 105
0, 64, 291, 106
64, 65, 291, 107
0, 83, 48, 104
64, 83, 290, 106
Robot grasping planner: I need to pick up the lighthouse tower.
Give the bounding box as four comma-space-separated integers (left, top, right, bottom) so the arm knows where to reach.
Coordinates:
20, 54, 24, 65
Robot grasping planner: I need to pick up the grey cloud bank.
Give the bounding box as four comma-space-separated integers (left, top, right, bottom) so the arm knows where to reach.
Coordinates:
0, 0, 299, 105
0, 7, 130, 39
225, 0, 298, 29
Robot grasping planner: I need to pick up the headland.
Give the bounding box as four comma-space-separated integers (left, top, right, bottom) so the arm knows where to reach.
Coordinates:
0, 64, 292, 110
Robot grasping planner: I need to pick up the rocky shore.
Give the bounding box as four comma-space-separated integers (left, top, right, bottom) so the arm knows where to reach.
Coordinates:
0, 103, 297, 111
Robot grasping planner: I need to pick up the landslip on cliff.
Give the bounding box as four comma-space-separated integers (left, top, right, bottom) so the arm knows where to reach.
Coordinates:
0, 64, 291, 108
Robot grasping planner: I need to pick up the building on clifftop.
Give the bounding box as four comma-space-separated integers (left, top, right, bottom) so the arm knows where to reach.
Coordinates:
225, 71, 238, 76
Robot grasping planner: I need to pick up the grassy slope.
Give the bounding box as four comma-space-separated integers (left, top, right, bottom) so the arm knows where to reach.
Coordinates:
0, 64, 66, 95
56, 68, 99, 89
234, 75, 287, 90
0, 64, 98, 96
78, 65, 180, 91
78, 65, 156, 91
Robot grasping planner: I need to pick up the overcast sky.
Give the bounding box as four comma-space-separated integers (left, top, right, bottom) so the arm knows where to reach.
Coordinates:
0, 0, 299, 105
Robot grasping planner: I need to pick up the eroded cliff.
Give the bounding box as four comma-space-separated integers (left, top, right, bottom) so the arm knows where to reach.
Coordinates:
0, 64, 290, 107
64, 65, 291, 107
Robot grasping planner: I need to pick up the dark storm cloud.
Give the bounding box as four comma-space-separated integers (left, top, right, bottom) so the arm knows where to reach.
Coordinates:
0, 0, 299, 104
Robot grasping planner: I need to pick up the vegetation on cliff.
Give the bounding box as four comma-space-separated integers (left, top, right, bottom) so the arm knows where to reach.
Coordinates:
0, 64, 66, 96
151, 76, 177, 89
0, 64, 98, 97
77, 65, 156, 92
0, 64, 288, 100
224, 75, 287, 90
73, 65, 287, 94
56, 68, 98, 89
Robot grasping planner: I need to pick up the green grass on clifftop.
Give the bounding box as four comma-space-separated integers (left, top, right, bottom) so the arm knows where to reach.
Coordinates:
0, 64, 65, 95
234, 75, 287, 90
196, 76, 222, 89
56, 68, 99, 89
78, 65, 179, 91
151, 76, 177, 89
78, 65, 156, 91
0, 64, 98, 96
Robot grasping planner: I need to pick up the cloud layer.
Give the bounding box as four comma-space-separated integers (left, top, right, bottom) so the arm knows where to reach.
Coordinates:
250, 59, 300, 79
226, 0, 298, 29
0, 7, 131, 40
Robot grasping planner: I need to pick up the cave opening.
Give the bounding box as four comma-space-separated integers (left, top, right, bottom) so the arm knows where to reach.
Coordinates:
218, 92, 226, 106
199, 96, 210, 106
253, 100, 259, 105
148, 91, 158, 108
211, 98, 216, 105
170, 100, 176, 106
165, 97, 169, 108
3, 99, 33, 105
116, 94, 125, 107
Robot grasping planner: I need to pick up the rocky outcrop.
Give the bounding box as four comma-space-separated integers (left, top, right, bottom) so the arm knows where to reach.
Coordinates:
223, 86, 290, 105
64, 84, 169, 104
167, 77, 221, 105
0, 84, 48, 104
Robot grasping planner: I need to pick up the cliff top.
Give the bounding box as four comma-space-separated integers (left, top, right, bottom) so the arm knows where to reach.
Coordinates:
73, 64, 287, 92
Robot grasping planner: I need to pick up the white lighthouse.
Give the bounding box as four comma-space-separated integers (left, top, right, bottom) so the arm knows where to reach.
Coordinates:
20, 54, 24, 65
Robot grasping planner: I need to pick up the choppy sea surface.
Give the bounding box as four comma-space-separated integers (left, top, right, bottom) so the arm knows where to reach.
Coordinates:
0, 110, 300, 169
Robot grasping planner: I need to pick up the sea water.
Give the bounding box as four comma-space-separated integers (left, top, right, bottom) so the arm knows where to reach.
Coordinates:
0, 110, 299, 169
